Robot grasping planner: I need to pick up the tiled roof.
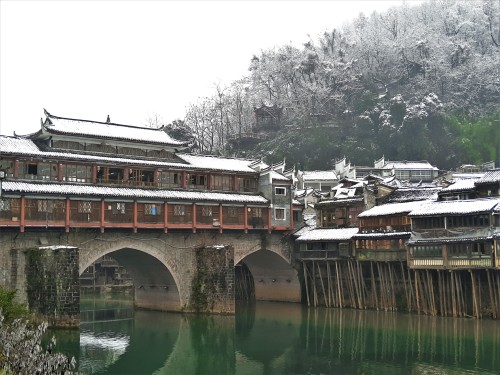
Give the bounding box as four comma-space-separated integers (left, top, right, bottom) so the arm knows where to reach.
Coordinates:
408, 198, 500, 217
476, 169, 500, 184
352, 231, 411, 239
382, 161, 438, 170
0, 136, 258, 174
1, 181, 269, 204
358, 201, 428, 218
176, 153, 257, 173
41, 112, 189, 147
300, 170, 337, 181
379, 187, 440, 203
440, 179, 478, 193
296, 227, 358, 242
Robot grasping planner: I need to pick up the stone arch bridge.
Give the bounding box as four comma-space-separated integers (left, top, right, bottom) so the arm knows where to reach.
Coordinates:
1, 229, 301, 324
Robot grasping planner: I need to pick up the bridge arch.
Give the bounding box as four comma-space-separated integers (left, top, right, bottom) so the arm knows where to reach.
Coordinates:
79, 239, 184, 311
236, 249, 301, 303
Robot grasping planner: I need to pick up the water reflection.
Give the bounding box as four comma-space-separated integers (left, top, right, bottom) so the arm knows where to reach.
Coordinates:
52, 295, 500, 374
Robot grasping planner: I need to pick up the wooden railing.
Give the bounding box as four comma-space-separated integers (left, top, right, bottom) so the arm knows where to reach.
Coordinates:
0, 198, 279, 233
356, 249, 407, 262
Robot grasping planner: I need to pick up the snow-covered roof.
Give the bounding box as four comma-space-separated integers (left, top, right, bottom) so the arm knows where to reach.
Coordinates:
382, 161, 438, 171
353, 231, 411, 239
451, 173, 485, 180
409, 198, 500, 217
300, 170, 337, 181
0, 136, 259, 174
176, 153, 258, 173
270, 170, 291, 182
39, 111, 189, 147
358, 201, 428, 218
476, 169, 500, 184
1, 181, 269, 204
296, 227, 358, 242
379, 187, 440, 203
440, 179, 478, 193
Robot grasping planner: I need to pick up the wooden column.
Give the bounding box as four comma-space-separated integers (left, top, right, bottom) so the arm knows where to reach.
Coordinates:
92, 165, 97, 184
133, 201, 138, 233
164, 202, 168, 233
65, 198, 70, 232
123, 167, 129, 183
192, 203, 196, 233
207, 173, 212, 190
153, 170, 159, 186
233, 175, 238, 192
268, 208, 272, 233
181, 171, 187, 189
13, 160, 19, 178
219, 204, 223, 234
244, 205, 248, 233
57, 163, 63, 182
100, 199, 105, 233
20, 195, 25, 232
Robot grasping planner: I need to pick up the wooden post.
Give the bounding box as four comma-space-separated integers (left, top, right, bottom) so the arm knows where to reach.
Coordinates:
65, 198, 70, 232
92, 165, 97, 184
244, 205, 248, 233
181, 171, 187, 189
192, 203, 196, 233
20, 195, 25, 232
163, 202, 168, 233
13, 160, 19, 178
268, 207, 272, 234
233, 175, 238, 192
58, 163, 63, 181
303, 262, 310, 307
219, 204, 223, 234
100, 199, 105, 233
133, 201, 138, 233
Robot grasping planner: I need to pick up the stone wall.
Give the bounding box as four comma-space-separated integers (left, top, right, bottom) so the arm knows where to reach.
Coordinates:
190, 245, 234, 313
25, 246, 79, 327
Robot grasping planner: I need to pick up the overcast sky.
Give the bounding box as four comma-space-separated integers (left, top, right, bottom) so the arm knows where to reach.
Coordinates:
0, 0, 422, 136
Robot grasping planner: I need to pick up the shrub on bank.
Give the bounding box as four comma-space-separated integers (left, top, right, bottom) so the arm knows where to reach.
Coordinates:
0, 286, 79, 374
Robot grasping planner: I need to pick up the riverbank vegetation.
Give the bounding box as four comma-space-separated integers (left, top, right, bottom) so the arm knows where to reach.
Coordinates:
0, 286, 79, 375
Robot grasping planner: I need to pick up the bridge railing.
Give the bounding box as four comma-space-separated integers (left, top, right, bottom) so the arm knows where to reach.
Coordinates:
0, 197, 283, 233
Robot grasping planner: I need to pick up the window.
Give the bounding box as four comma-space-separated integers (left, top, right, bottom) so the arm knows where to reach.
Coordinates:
0, 199, 11, 211
112, 202, 126, 214
251, 207, 262, 217
158, 171, 180, 187
201, 206, 212, 217
293, 210, 302, 222
62, 164, 92, 183
188, 174, 207, 187
78, 201, 93, 214
238, 177, 257, 192
173, 205, 185, 216
145, 204, 160, 215
212, 175, 233, 191
228, 207, 238, 217
275, 187, 286, 196
37, 200, 53, 213
275, 208, 285, 220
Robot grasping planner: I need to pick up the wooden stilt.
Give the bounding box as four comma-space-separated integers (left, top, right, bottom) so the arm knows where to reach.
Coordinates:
303, 262, 310, 307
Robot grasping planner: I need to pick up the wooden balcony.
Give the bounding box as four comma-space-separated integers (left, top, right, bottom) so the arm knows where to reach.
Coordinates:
0, 198, 281, 233
356, 248, 407, 262
408, 256, 494, 269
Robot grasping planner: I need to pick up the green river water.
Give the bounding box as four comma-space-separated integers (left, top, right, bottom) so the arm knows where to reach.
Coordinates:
50, 294, 500, 374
